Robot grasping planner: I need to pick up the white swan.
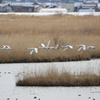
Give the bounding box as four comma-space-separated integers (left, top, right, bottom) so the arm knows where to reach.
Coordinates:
49, 44, 59, 49
27, 48, 38, 55
62, 45, 74, 51
85, 46, 95, 50
39, 40, 50, 49
0, 45, 11, 50
76, 45, 95, 51
76, 44, 86, 51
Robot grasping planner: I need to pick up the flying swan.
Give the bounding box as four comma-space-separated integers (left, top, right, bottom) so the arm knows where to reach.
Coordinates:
27, 47, 38, 55
76, 44, 95, 51
0, 45, 11, 50
76, 44, 86, 51
62, 45, 74, 51
39, 40, 51, 49
85, 46, 95, 50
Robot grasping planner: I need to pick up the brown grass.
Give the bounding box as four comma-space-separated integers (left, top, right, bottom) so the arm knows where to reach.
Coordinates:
16, 67, 100, 86
0, 14, 100, 63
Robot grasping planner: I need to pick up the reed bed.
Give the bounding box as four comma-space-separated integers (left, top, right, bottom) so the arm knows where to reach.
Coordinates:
16, 67, 100, 86
0, 14, 100, 63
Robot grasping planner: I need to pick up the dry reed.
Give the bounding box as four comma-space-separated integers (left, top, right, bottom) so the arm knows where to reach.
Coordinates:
0, 14, 100, 63
16, 67, 100, 86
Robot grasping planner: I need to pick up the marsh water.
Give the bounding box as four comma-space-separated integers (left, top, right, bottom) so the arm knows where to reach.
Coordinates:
0, 59, 100, 100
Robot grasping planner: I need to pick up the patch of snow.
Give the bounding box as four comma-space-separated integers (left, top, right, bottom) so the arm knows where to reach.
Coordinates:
1, 12, 100, 16
0, 59, 100, 100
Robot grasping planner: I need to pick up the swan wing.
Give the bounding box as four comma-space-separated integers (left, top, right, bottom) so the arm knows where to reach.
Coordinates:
2, 45, 6, 48
78, 47, 82, 51
56, 44, 59, 48
41, 43, 45, 47
30, 50, 34, 55
34, 48, 38, 53
6, 45, 11, 49
83, 45, 87, 50
54, 45, 59, 49
46, 40, 50, 47
69, 46, 73, 49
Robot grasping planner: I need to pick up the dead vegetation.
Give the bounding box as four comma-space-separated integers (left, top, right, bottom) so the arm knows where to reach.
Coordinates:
16, 67, 100, 86
0, 14, 100, 63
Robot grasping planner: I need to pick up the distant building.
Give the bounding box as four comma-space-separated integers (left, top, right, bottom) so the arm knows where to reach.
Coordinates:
97, 3, 100, 11
0, 4, 12, 12
33, 2, 44, 12
43, 1, 61, 8
22, 3, 34, 12
83, 0, 99, 4
0, 2, 44, 12
74, 0, 99, 12
62, 2, 74, 12
74, 2, 83, 11
10, 3, 22, 12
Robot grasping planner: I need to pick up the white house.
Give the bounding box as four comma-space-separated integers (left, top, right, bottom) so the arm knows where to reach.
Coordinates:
83, 0, 99, 4
74, 0, 98, 12
62, 3, 74, 12
97, 3, 100, 11
0, 4, 12, 12
22, 4, 34, 12
10, 3, 22, 12
81, 4, 97, 9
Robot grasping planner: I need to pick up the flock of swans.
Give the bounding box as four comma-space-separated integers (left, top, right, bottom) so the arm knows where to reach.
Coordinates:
0, 40, 95, 55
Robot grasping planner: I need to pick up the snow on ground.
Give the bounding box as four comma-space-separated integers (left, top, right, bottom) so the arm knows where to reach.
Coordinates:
0, 59, 100, 75
0, 12, 100, 16
0, 86, 100, 100
0, 59, 100, 100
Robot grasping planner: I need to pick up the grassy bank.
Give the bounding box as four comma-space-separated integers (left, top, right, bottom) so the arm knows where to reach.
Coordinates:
0, 15, 100, 63
16, 67, 100, 86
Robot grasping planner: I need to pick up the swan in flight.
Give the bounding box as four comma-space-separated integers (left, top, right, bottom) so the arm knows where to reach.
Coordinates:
76, 44, 86, 51
39, 40, 51, 49
49, 44, 59, 49
62, 45, 74, 51
27, 48, 38, 55
0, 45, 11, 50
85, 46, 95, 50
76, 45, 95, 51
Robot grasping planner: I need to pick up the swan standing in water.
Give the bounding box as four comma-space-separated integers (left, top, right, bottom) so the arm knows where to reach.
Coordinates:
62, 45, 74, 51
49, 44, 59, 49
27, 48, 38, 55
0, 45, 11, 50
39, 40, 51, 49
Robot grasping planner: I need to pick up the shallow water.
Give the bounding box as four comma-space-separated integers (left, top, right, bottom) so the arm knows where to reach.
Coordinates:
0, 59, 100, 100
